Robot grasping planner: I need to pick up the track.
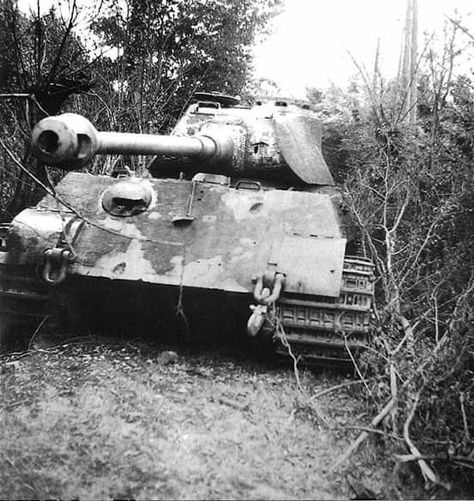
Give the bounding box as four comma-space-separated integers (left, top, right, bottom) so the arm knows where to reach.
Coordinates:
272, 256, 374, 367
1, 247, 374, 370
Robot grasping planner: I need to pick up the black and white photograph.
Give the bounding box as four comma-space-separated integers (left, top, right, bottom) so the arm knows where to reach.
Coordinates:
0, 0, 473, 498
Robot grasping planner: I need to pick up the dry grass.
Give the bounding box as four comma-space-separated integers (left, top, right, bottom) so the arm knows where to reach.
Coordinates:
1, 339, 405, 500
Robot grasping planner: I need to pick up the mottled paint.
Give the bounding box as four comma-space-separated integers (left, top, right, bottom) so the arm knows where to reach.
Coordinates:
10, 172, 345, 297
149, 101, 333, 186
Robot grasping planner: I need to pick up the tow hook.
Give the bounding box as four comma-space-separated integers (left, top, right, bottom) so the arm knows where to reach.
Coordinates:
42, 247, 75, 285
247, 304, 268, 337
247, 271, 285, 337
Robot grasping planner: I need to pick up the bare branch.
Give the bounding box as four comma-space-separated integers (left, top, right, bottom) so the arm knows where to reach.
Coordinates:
445, 15, 474, 43
345, 48, 382, 125
403, 391, 444, 488
390, 317, 420, 356
45, 0, 78, 87
311, 379, 374, 400
330, 398, 397, 471
389, 188, 411, 236
399, 214, 442, 287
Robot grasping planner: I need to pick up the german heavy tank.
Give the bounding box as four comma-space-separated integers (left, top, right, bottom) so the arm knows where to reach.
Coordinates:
0, 93, 374, 366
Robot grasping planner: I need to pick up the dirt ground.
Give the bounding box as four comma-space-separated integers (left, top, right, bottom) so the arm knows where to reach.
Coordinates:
0, 338, 425, 500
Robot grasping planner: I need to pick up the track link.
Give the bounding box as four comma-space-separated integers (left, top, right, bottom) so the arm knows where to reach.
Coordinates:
273, 256, 375, 367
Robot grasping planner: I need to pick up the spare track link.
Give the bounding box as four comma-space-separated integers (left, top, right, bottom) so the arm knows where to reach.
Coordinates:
273, 256, 374, 367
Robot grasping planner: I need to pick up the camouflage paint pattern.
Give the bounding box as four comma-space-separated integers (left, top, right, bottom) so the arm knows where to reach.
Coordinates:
8, 172, 345, 297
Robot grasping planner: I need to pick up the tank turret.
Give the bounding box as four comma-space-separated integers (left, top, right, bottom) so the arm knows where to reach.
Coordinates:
31, 96, 335, 187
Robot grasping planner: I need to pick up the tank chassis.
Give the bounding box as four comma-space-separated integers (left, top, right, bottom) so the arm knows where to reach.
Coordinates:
0, 98, 374, 366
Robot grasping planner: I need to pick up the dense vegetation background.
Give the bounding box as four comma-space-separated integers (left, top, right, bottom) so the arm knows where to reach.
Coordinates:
0, 0, 473, 493
0, 0, 281, 216
314, 20, 474, 489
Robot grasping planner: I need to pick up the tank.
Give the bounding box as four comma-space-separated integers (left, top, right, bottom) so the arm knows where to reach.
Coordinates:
0, 93, 374, 366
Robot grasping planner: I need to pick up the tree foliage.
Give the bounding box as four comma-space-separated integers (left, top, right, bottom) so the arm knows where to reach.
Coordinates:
0, 0, 90, 115
316, 21, 474, 489
0, 0, 92, 220
0, 0, 280, 216
90, 0, 281, 133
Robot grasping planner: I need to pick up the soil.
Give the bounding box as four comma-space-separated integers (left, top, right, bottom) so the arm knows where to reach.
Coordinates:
0, 337, 426, 500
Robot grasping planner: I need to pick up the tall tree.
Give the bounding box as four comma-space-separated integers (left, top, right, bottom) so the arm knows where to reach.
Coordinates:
91, 0, 281, 133
398, 0, 418, 124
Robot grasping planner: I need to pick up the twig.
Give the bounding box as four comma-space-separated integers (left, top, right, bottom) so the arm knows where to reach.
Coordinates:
175, 247, 190, 343
411, 329, 451, 380
330, 397, 397, 471
44, 0, 78, 87
0, 348, 38, 360
389, 188, 411, 236
337, 305, 466, 472
399, 215, 442, 287
311, 379, 372, 399
403, 391, 445, 489
390, 361, 398, 434
391, 316, 420, 356
444, 15, 474, 43
396, 453, 474, 468
434, 294, 440, 344
459, 393, 471, 442
344, 336, 377, 404
275, 320, 303, 393
27, 316, 50, 350
334, 425, 404, 442
344, 48, 382, 125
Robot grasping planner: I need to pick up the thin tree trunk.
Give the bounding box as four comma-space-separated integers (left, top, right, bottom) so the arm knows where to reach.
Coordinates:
372, 38, 380, 94
408, 0, 418, 124
401, 0, 411, 92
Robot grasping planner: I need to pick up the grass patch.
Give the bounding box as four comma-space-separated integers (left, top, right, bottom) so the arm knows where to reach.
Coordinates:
1, 339, 408, 499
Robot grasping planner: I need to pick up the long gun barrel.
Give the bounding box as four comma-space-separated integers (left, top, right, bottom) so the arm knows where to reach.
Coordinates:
31, 113, 234, 170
